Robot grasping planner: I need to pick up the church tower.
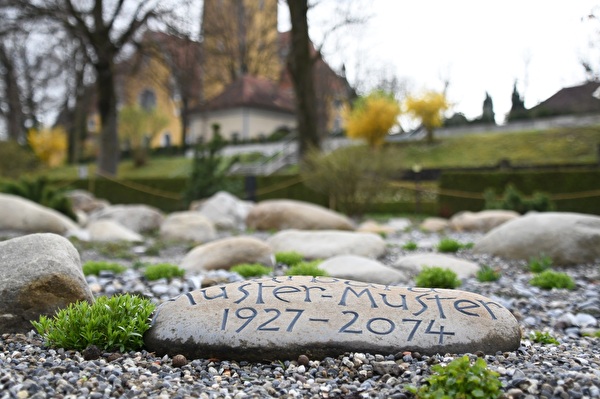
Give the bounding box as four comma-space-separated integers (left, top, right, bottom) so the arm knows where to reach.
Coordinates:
200, 0, 280, 100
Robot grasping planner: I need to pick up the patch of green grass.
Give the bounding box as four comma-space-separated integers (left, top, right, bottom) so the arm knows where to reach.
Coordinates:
231, 263, 272, 278
285, 260, 328, 277
32, 294, 155, 352
36, 126, 600, 180
415, 266, 461, 289
82, 261, 127, 276
528, 254, 553, 273
143, 263, 185, 281
407, 355, 502, 399
529, 331, 560, 345
476, 265, 501, 282
530, 270, 576, 290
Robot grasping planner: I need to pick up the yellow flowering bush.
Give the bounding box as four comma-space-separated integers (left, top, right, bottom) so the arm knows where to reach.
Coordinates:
404, 91, 449, 143
27, 126, 68, 167
345, 91, 400, 149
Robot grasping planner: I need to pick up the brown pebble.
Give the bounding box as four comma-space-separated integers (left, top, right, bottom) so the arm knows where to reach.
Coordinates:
106, 353, 122, 362
82, 345, 102, 360
298, 354, 310, 366
172, 354, 188, 367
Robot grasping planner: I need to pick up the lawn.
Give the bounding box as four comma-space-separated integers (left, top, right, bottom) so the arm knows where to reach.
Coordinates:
36, 125, 600, 180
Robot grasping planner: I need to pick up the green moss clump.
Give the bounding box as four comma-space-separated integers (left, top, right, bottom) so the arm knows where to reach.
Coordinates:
285, 260, 328, 277
32, 294, 155, 352
82, 261, 127, 276
476, 265, 501, 282
436, 238, 471, 253
231, 263, 272, 278
408, 356, 501, 399
143, 263, 185, 281
415, 266, 461, 289
275, 251, 304, 266
529, 270, 575, 290
402, 241, 418, 251
527, 254, 553, 273
529, 331, 560, 345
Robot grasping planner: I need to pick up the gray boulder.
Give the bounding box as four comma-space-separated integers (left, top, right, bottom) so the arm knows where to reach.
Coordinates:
66, 189, 109, 214
392, 254, 480, 279
191, 191, 254, 231
319, 255, 408, 285
474, 212, 600, 265
267, 230, 386, 260
145, 276, 521, 361
180, 236, 274, 273
160, 212, 217, 243
87, 220, 143, 242
89, 204, 164, 233
419, 217, 449, 232
0, 233, 94, 333
247, 199, 354, 231
450, 210, 520, 232
0, 193, 79, 235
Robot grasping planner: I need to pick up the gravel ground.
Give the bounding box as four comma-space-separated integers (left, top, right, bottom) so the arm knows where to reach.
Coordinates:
1, 228, 599, 399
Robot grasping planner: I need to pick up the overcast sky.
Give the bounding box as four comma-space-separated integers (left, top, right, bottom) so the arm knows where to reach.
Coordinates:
280, 1, 600, 124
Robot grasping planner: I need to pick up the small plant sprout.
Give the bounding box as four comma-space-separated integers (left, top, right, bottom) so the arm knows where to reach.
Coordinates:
476, 265, 501, 282
529, 270, 576, 290
415, 266, 461, 289
31, 294, 155, 352
285, 260, 328, 277
528, 254, 553, 273
231, 263, 272, 278
408, 355, 502, 399
529, 331, 560, 345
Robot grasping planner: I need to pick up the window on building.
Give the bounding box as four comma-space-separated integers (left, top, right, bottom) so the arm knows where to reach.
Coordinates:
139, 89, 157, 110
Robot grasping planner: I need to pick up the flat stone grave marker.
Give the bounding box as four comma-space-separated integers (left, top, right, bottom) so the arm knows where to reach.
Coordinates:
144, 276, 521, 361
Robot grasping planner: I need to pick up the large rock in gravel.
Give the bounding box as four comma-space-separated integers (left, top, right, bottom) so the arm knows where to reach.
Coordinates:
87, 220, 143, 242
450, 210, 520, 232
473, 212, 600, 265
392, 254, 480, 279
0, 193, 79, 235
191, 191, 254, 231
246, 199, 354, 231
267, 230, 386, 260
0, 234, 94, 333
419, 217, 449, 232
66, 189, 109, 214
89, 204, 164, 233
319, 255, 408, 285
144, 276, 521, 361
160, 212, 217, 243
180, 236, 274, 273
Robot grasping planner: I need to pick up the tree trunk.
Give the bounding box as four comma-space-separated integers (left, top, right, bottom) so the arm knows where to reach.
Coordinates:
286, 0, 320, 160
0, 44, 25, 142
180, 98, 189, 151
95, 59, 120, 176
426, 128, 434, 144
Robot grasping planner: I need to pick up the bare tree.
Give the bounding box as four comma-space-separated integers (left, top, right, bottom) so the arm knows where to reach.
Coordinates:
0, 0, 187, 176
286, 0, 320, 159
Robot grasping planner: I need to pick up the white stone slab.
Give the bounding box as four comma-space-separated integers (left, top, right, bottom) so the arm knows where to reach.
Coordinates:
145, 276, 521, 361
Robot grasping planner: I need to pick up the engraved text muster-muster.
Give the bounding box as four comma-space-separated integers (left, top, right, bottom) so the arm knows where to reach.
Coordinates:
164, 277, 504, 345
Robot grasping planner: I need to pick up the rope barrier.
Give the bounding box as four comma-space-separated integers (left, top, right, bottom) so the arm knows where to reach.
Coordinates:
94, 172, 184, 200
387, 179, 600, 200
255, 175, 305, 196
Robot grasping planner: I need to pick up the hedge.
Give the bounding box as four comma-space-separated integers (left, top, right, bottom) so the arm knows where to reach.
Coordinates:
52, 174, 435, 215
439, 169, 600, 217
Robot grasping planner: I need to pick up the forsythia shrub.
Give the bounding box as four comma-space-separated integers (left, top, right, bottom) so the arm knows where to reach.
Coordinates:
345, 90, 400, 149
404, 90, 449, 143
27, 126, 68, 167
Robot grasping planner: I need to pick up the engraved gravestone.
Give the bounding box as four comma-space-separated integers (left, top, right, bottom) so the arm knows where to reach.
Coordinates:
144, 276, 521, 361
